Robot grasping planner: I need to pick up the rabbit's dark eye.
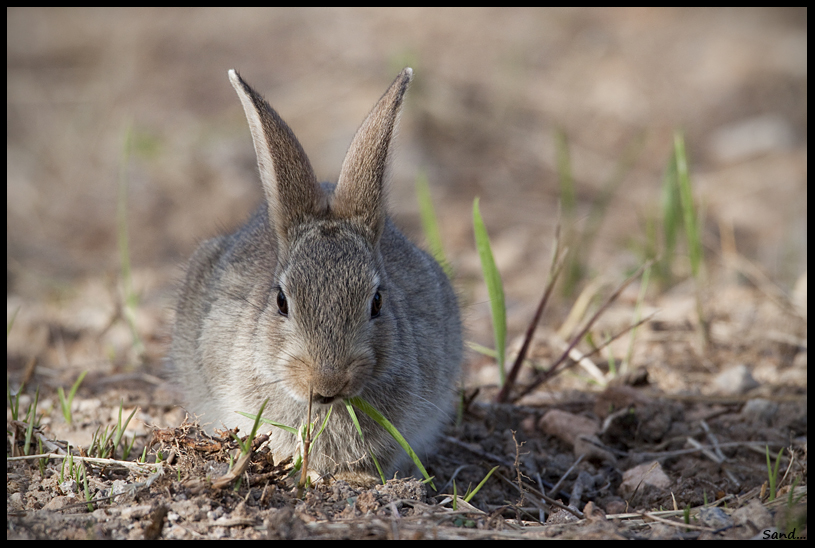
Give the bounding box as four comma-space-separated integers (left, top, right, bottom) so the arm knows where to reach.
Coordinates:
370, 291, 382, 318
276, 289, 288, 316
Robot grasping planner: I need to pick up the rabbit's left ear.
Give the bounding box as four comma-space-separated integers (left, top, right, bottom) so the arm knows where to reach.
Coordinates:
333, 68, 413, 242
228, 69, 324, 250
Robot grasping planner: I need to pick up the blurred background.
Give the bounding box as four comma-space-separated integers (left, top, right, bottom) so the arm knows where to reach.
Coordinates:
7, 7, 807, 349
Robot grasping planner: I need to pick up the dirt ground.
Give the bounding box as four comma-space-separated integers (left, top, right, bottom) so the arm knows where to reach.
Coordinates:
7, 7, 807, 539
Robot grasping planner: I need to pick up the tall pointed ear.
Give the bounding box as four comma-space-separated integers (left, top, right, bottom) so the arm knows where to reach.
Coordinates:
228, 70, 323, 248
333, 68, 413, 242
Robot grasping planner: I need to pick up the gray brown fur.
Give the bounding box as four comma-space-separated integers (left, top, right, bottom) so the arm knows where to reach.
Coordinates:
171, 68, 462, 482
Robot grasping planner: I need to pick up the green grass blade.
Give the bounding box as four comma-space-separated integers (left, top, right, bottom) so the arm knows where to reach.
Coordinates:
766, 445, 784, 501
623, 263, 651, 373
555, 129, 576, 217
416, 172, 452, 278
68, 371, 88, 405
347, 396, 435, 490
112, 400, 138, 458
59, 371, 86, 427
661, 147, 681, 281
123, 433, 137, 460
555, 129, 582, 296
246, 399, 268, 442
465, 341, 500, 359
232, 399, 269, 454
464, 465, 499, 503
8, 380, 21, 421
58, 387, 69, 425
7, 305, 20, 337
24, 387, 40, 456
343, 400, 385, 484
370, 451, 386, 484
452, 480, 458, 510
673, 131, 702, 279
310, 405, 332, 448
117, 121, 145, 356
237, 408, 298, 436
673, 130, 708, 345
344, 399, 365, 439
473, 197, 507, 385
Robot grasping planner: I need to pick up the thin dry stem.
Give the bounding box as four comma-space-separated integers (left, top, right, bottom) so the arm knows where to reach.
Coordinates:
297, 386, 314, 494
513, 260, 653, 402
7, 452, 162, 473
496, 226, 566, 403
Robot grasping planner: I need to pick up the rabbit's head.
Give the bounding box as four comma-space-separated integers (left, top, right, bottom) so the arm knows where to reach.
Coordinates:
227, 69, 412, 406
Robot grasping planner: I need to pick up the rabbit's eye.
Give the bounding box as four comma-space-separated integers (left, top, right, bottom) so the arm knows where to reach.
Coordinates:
370, 291, 382, 318
276, 290, 288, 316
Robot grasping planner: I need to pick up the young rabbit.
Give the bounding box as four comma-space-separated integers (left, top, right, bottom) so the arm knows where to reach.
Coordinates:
171, 68, 462, 484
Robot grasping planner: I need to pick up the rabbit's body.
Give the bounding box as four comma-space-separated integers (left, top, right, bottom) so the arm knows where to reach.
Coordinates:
171, 68, 461, 482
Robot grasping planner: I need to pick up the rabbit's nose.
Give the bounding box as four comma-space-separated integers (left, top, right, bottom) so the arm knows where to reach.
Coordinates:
311, 371, 349, 404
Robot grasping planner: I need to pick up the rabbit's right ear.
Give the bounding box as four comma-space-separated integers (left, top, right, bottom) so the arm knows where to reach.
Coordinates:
228, 70, 325, 251
333, 68, 413, 243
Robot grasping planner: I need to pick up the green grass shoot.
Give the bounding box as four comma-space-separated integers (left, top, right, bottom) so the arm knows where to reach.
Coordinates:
464, 465, 499, 503
238, 402, 332, 477
452, 480, 458, 510
623, 262, 651, 373
344, 400, 386, 485
80, 462, 93, 512
555, 130, 644, 297
122, 433, 137, 460
416, 172, 453, 279
465, 342, 501, 360
60, 445, 69, 482
555, 129, 576, 220
58, 370, 87, 427
555, 129, 580, 296
673, 131, 702, 280
473, 197, 507, 385
603, 333, 618, 377
228, 400, 270, 491
85, 402, 136, 459
7, 305, 20, 337
24, 386, 40, 456
239, 396, 433, 489
238, 404, 332, 452
766, 445, 785, 502
8, 379, 23, 421
111, 400, 138, 459
673, 131, 708, 344
658, 131, 704, 282
238, 412, 297, 436
117, 121, 144, 357
307, 406, 333, 454
90, 424, 113, 458
232, 399, 268, 455
659, 144, 681, 284
346, 395, 435, 490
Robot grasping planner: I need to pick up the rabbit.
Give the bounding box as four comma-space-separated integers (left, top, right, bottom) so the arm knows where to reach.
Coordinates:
170, 67, 462, 485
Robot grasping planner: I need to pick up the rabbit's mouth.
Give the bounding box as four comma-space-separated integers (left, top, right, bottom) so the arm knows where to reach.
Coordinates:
309, 381, 362, 406
305, 380, 353, 407
314, 394, 338, 405
302, 359, 371, 405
